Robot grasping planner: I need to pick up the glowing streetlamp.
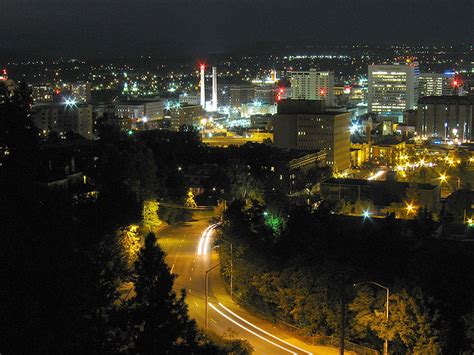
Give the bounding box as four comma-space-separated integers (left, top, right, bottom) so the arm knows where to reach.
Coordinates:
406, 203, 416, 216
439, 173, 448, 184
63, 97, 77, 108
363, 209, 371, 219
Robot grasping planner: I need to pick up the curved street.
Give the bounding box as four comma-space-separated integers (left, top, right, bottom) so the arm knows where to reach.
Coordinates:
157, 210, 348, 354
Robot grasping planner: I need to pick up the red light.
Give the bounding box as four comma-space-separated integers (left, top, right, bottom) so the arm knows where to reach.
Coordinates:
200, 64, 205, 70
2, 69, 6, 76
320, 89, 326, 96
279, 87, 284, 93
453, 80, 459, 87
55, 89, 61, 95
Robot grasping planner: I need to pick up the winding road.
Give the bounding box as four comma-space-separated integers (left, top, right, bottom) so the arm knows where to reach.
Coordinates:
157, 210, 347, 354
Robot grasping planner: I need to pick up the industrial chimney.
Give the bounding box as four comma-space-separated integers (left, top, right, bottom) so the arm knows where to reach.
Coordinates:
200, 64, 206, 108
212, 67, 218, 111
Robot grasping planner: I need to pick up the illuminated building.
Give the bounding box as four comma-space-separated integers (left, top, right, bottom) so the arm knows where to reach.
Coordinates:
289, 69, 334, 106
371, 137, 406, 165
31, 84, 55, 103
240, 102, 277, 118
250, 114, 273, 130
179, 93, 200, 105
230, 84, 254, 108
116, 98, 164, 121
31, 103, 93, 139
320, 177, 440, 214
368, 62, 419, 120
273, 100, 351, 172
69, 82, 91, 103
419, 73, 451, 97
350, 142, 370, 167
417, 96, 474, 141
254, 84, 279, 105
169, 104, 205, 130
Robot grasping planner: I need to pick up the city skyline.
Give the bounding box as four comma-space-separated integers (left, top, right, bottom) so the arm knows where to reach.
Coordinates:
2, 1, 474, 354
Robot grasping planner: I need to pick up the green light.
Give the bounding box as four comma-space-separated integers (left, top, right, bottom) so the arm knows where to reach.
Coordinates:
128, 130, 133, 136
264, 212, 284, 235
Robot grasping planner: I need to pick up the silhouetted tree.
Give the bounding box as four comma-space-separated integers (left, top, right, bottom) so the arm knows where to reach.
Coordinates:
129, 233, 200, 353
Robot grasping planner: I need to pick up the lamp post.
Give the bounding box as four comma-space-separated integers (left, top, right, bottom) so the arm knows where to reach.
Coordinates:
205, 262, 220, 329
354, 281, 390, 355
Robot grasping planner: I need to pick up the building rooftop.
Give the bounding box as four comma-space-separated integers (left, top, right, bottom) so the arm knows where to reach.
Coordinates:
418, 96, 474, 105
322, 177, 438, 191
322, 177, 438, 208
373, 136, 404, 146
277, 99, 326, 114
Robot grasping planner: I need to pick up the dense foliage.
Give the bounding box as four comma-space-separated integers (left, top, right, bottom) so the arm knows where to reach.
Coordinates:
219, 200, 474, 353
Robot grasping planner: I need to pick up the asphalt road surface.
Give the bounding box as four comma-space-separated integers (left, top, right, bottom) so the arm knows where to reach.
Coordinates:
157, 211, 347, 355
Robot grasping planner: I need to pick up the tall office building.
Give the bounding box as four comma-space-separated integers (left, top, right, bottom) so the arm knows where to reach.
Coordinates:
273, 100, 351, 172
289, 69, 334, 106
416, 96, 474, 141
368, 62, 419, 120
419, 73, 451, 97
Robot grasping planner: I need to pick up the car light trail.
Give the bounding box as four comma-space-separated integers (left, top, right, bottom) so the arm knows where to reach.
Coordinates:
198, 223, 220, 255
218, 303, 313, 355
208, 303, 297, 354
197, 226, 210, 255
367, 170, 385, 181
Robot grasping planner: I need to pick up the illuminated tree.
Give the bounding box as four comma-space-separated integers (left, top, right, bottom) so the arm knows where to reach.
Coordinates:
142, 200, 162, 233
213, 200, 227, 221
230, 169, 264, 206
349, 287, 445, 353
184, 189, 197, 208
264, 212, 285, 236
118, 225, 141, 267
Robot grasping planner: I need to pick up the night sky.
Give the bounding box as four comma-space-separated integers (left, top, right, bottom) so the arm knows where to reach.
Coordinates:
0, 0, 472, 57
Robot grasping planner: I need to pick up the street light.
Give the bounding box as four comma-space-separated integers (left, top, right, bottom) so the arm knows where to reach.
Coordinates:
205, 262, 220, 329
354, 281, 390, 355
439, 173, 448, 184
363, 209, 371, 219
406, 203, 416, 216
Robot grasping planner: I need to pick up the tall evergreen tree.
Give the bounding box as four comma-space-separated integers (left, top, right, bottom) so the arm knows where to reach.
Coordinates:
129, 233, 199, 354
